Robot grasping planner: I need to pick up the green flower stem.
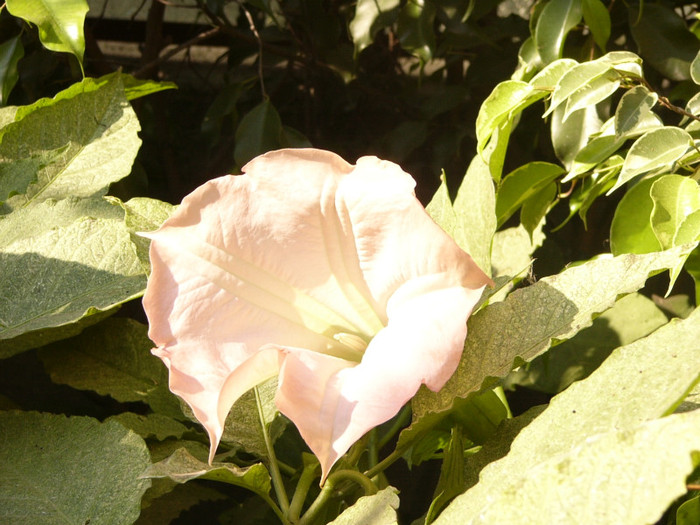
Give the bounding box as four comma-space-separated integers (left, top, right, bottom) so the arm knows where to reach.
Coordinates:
288, 460, 320, 523
254, 386, 290, 515
377, 404, 412, 450
493, 385, 513, 418
298, 470, 378, 525
260, 493, 291, 525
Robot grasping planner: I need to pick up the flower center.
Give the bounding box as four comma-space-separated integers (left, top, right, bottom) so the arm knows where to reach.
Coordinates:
332, 332, 369, 361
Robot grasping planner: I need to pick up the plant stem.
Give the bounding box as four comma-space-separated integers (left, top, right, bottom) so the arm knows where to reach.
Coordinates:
255, 386, 290, 515
288, 459, 320, 523
298, 470, 378, 525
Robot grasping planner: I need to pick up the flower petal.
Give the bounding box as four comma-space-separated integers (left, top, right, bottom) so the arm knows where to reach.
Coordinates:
276, 275, 486, 483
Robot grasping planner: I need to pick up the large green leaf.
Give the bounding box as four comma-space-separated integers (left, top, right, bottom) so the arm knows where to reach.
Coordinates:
436, 307, 700, 523
402, 246, 694, 444
0, 36, 23, 106
505, 292, 668, 394
534, 0, 582, 64
38, 317, 180, 417
6, 0, 89, 71
0, 74, 141, 211
546, 60, 611, 117
427, 155, 496, 276
0, 198, 146, 357
0, 411, 151, 525
329, 487, 400, 525
551, 102, 602, 169
609, 127, 692, 193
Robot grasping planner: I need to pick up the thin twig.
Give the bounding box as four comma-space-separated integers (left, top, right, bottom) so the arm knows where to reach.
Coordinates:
132, 26, 222, 78
638, 77, 700, 123
239, 2, 267, 98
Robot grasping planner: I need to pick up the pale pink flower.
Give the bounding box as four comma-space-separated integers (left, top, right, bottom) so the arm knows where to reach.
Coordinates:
142, 148, 492, 482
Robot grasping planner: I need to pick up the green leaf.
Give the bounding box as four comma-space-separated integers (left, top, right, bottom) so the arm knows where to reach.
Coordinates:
650, 175, 700, 250
609, 127, 692, 193
678, 496, 700, 525
425, 427, 464, 523
520, 181, 557, 237
0, 198, 146, 357
108, 196, 176, 274
38, 318, 180, 417
495, 161, 565, 227
426, 155, 496, 276
221, 377, 286, 459
490, 222, 544, 280
546, 60, 611, 118
551, 102, 603, 169
0, 411, 151, 525
475, 80, 546, 156
143, 447, 272, 499
6, 0, 89, 71
349, 0, 400, 54
397, 0, 436, 63
610, 176, 662, 255
436, 307, 700, 524
614, 85, 659, 138
530, 58, 577, 89
630, 4, 699, 81
0, 74, 141, 210
440, 410, 700, 524
406, 246, 694, 433
328, 487, 400, 525
106, 412, 189, 441
534, 0, 583, 64
563, 70, 620, 120
506, 292, 668, 394
234, 100, 288, 168
0, 36, 23, 106
582, 0, 610, 51
692, 50, 700, 86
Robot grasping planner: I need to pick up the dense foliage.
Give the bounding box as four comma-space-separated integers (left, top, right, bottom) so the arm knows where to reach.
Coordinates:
3, 0, 700, 523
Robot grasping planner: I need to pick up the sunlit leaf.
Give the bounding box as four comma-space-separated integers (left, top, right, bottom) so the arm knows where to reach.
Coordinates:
329, 487, 400, 525
551, 102, 602, 169
436, 307, 700, 523
427, 155, 496, 276
563, 70, 620, 120
610, 176, 662, 255
476, 80, 546, 156
614, 85, 658, 138
0, 411, 151, 525
520, 181, 557, 237
534, 0, 583, 64
0, 74, 141, 211
349, 0, 400, 54
143, 447, 271, 498
0, 198, 146, 357
650, 175, 700, 250
495, 162, 565, 227
609, 127, 691, 193
506, 292, 668, 394
403, 246, 693, 444
546, 60, 611, 117
6, 0, 89, 71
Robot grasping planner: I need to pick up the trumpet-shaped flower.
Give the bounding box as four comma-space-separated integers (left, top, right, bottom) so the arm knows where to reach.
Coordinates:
142, 148, 492, 482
